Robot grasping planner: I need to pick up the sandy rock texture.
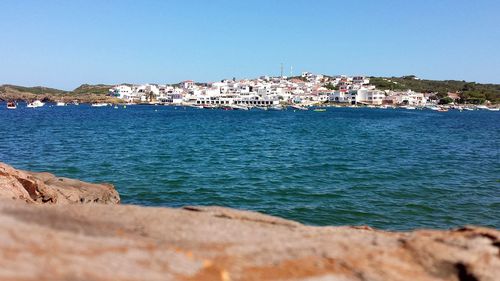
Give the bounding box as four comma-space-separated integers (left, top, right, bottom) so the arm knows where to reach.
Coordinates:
0, 200, 498, 281
0, 162, 119, 204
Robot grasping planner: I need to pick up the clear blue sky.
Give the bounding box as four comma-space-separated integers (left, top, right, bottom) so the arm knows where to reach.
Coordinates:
1, 0, 499, 90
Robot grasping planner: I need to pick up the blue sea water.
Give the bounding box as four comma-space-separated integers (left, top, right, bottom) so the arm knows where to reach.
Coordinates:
0, 103, 499, 230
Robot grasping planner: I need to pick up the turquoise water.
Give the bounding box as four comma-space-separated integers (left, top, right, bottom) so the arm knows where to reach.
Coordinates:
1, 103, 499, 230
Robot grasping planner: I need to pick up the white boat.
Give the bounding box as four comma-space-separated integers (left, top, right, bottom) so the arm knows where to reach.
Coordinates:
487, 107, 499, 111
427, 106, 440, 111
463, 107, 474, 111
268, 105, 284, 111
72, 101, 80, 106
91, 103, 109, 107
202, 104, 217, 109
7, 102, 16, 109
230, 104, 249, 110
405, 106, 416, 110
254, 106, 268, 110
476, 105, 489, 110
56, 102, 66, 106
27, 100, 45, 108
290, 105, 308, 110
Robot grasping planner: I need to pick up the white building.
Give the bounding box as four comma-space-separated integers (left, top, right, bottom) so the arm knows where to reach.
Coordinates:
387, 90, 427, 105
109, 85, 133, 100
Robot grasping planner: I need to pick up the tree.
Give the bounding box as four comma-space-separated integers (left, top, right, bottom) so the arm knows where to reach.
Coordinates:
324, 82, 338, 91
438, 97, 453, 105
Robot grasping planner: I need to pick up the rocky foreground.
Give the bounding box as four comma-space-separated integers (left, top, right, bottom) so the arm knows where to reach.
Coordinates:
0, 163, 499, 281
0, 162, 119, 204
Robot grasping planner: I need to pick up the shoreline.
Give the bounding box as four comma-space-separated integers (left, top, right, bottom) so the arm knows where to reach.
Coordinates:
1, 100, 499, 111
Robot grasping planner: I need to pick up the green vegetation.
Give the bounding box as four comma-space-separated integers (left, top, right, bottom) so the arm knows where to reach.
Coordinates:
72, 84, 113, 95
370, 76, 500, 104
324, 82, 338, 91
287, 76, 307, 82
0, 85, 68, 96
438, 97, 454, 105
0, 83, 114, 102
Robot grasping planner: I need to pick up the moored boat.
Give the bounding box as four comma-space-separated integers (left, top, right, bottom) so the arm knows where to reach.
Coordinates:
290, 105, 308, 110
27, 100, 45, 108
426, 106, 440, 111
91, 103, 109, 107
268, 105, 284, 111
7, 102, 16, 109
202, 104, 217, 109
254, 106, 268, 110
230, 104, 249, 110
56, 102, 66, 106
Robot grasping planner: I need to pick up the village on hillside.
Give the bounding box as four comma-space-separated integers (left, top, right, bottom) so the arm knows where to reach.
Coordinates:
108, 72, 475, 110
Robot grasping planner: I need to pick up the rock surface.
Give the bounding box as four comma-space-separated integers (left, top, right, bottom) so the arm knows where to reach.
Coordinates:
0, 162, 120, 204
0, 200, 498, 281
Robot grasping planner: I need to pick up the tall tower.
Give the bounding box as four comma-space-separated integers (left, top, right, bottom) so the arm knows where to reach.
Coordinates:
290, 65, 293, 77
280, 63, 283, 78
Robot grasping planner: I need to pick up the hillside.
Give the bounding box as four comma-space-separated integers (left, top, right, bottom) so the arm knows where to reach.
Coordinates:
0, 84, 118, 103
72, 84, 113, 95
370, 76, 500, 103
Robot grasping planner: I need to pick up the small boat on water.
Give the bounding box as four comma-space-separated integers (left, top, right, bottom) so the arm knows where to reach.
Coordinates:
405, 106, 416, 110
187, 104, 203, 109
56, 102, 66, 106
254, 106, 268, 111
7, 102, 16, 109
230, 104, 249, 110
91, 103, 109, 107
290, 105, 308, 111
487, 107, 499, 111
202, 104, 217, 109
268, 105, 284, 111
314, 108, 326, 112
27, 100, 45, 108
426, 106, 440, 111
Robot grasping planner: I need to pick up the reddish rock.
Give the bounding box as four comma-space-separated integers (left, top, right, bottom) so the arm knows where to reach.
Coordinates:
0, 162, 119, 204
0, 200, 498, 281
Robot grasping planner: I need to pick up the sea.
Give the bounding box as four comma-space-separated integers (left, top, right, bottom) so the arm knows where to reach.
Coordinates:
1, 103, 499, 230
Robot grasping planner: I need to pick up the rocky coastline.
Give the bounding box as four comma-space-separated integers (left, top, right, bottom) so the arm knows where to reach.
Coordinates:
0, 162, 498, 281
